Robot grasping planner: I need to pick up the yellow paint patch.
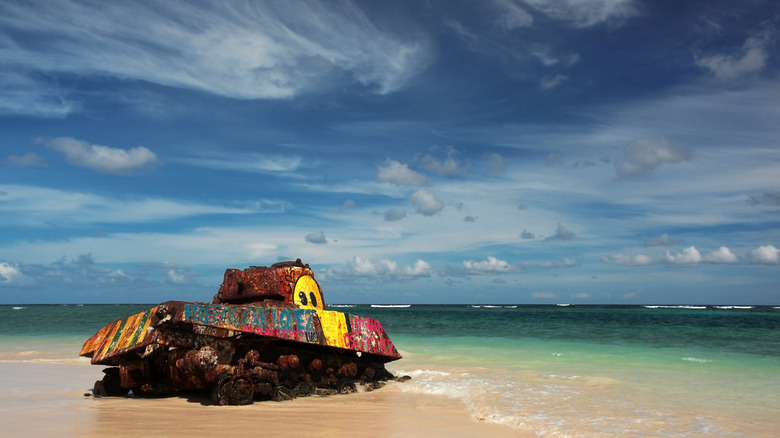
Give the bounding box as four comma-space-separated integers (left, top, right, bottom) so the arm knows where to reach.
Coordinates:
317, 309, 348, 349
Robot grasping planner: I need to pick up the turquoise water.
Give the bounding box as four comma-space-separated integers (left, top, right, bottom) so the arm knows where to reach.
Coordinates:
2, 304, 779, 436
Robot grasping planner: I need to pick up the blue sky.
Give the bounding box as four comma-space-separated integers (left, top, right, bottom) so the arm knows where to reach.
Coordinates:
1, 0, 779, 305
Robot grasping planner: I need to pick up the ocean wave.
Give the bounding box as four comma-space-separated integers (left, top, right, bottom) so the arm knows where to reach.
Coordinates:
328, 304, 356, 308
370, 304, 411, 308
715, 306, 754, 310
644, 305, 707, 310
392, 364, 738, 437
681, 357, 712, 363
12, 306, 26, 310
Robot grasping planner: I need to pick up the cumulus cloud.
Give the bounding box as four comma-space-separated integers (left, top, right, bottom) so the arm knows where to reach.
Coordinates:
417, 147, 470, 176
410, 189, 444, 215
615, 137, 691, 179
136, 262, 198, 286
695, 35, 769, 80
377, 160, 427, 185
383, 209, 407, 221
3, 153, 46, 168
545, 223, 575, 241
0, 262, 22, 284
324, 257, 433, 281
704, 246, 738, 264
521, 230, 535, 239
340, 199, 356, 210
749, 245, 779, 265
0, 0, 432, 111
665, 246, 739, 265
664, 246, 697, 265
485, 153, 506, 173
643, 233, 682, 247
601, 254, 656, 266
2, 255, 130, 290
37, 137, 160, 174
305, 231, 328, 245
522, 0, 639, 27
527, 258, 578, 269
462, 256, 517, 273
604, 246, 738, 266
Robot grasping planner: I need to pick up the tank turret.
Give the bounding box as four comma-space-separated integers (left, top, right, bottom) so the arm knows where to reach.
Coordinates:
81, 260, 404, 405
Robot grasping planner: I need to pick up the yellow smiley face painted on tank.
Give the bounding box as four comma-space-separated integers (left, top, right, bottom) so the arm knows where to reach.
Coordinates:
293, 275, 324, 310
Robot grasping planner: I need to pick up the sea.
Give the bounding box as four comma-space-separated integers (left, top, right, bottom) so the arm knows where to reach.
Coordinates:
2, 303, 779, 437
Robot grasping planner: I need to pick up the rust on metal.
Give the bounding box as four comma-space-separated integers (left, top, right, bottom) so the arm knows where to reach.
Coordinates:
81, 259, 406, 405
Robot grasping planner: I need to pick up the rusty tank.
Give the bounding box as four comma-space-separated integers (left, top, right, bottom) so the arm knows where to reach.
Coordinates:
80, 259, 404, 405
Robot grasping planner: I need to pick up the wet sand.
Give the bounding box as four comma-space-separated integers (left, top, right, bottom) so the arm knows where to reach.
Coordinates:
0, 361, 529, 437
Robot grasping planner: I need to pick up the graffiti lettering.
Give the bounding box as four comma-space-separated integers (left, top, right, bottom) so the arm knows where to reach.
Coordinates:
342, 315, 396, 356
183, 304, 320, 343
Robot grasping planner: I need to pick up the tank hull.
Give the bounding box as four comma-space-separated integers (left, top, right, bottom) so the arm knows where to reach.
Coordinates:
80, 261, 404, 404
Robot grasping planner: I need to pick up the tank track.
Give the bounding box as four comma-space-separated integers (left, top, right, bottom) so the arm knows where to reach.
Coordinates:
92, 332, 405, 405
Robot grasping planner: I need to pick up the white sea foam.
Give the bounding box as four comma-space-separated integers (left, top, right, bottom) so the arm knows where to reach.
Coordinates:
370, 304, 411, 308
391, 364, 742, 437
715, 306, 753, 310
644, 305, 707, 309
328, 304, 356, 308
682, 357, 713, 363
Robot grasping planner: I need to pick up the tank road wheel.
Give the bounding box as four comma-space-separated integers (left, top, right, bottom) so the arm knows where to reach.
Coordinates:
211, 375, 230, 405
227, 376, 255, 405
211, 375, 255, 406
337, 379, 357, 395
271, 384, 295, 402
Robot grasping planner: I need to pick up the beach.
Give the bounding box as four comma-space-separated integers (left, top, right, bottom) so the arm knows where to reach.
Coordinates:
2, 304, 779, 437
0, 360, 527, 438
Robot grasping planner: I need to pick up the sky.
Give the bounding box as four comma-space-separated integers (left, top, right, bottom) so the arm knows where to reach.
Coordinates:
1, 0, 779, 305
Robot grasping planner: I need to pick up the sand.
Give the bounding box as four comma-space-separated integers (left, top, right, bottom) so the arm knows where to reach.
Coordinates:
0, 361, 529, 437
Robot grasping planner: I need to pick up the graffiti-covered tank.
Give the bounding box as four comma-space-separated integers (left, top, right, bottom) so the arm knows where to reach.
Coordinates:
80, 259, 405, 405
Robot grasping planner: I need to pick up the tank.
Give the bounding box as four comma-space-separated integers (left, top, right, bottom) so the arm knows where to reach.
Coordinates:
80, 259, 405, 405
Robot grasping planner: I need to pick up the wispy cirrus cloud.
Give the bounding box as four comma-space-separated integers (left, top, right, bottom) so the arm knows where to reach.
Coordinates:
521, 0, 640, 27
0, 184, 268, 226
177, 153, 302, 174
3, 152, 46, 168
0, 0, 433, 115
